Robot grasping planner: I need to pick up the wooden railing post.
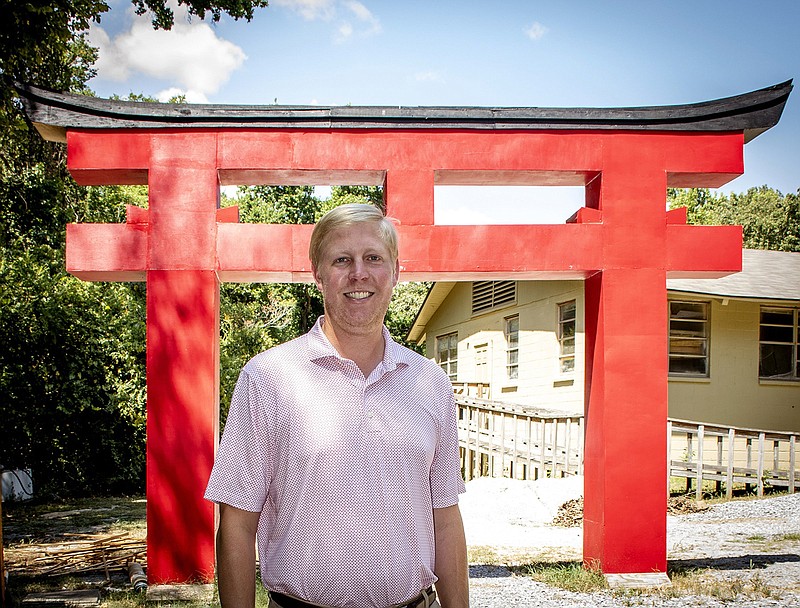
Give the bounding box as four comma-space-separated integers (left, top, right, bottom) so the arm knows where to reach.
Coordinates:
726, 428, 735, 499
757, 432, 766, 497
696, 425, 705, 500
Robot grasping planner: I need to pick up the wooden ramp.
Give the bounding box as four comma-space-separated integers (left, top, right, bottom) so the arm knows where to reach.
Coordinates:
457, 395, 800, 497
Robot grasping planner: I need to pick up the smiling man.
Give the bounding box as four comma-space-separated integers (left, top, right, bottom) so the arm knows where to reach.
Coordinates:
205, 203, 469, 608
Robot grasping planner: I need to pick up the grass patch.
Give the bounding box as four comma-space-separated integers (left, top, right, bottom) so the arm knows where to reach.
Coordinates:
656, 565, 782, 602
468, 544, 572, 568
512, 561, 783, 602
467, 545, 501, 565
3, 496, 146, 543
517, 561, 607, 594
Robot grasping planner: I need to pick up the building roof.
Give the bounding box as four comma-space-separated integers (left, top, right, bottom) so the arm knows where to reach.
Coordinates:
408, 249, 800, 343
667, 248, 800, 302
14, 80, 792, 144
407, 282, 457, 343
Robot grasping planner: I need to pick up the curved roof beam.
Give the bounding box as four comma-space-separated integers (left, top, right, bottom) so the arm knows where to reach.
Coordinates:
14, 80, 792, 144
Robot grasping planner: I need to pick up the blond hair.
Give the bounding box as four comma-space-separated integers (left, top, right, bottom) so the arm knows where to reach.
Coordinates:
309, 203, 398, 269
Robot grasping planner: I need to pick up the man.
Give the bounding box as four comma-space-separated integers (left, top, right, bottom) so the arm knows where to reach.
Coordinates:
205, 203, 469, 608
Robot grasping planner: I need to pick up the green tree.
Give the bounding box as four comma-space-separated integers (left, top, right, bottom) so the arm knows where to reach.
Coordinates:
0, 28, 153, 494
668, 186, 800, 252
131, 0, 268, 29
0, 1, 268, 90
0, 245, 147, 496
386, 281, 429, 352
0, 0, 270, 495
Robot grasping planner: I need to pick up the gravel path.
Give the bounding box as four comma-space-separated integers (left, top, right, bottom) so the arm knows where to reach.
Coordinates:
461, 478, 800, 607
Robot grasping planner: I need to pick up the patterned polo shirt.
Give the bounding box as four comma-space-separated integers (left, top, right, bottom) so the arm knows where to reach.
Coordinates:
205, 317, 465, 608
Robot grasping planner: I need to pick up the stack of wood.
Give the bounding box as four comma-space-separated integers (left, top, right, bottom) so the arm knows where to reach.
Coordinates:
552, 497, 583, 527
5, 533, 146, 578
551, 494, 711, 528
667, 494, 710, 515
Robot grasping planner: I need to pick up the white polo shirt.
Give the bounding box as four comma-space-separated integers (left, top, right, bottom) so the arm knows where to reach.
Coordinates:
205, 317, 465, 608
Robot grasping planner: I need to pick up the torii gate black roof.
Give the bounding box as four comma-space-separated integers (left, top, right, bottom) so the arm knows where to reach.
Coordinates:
14, 80, 792, 144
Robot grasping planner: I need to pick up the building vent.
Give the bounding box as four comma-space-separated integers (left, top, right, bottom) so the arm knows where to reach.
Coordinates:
472, 281, 516, 315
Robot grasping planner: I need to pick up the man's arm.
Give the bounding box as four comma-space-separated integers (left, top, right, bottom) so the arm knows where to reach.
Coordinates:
432, 504, 469, 608
216, 503, 262, 608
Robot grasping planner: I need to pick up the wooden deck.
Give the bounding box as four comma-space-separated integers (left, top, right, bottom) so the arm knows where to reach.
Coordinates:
456, 396, 800, 497
457, 397, 583, 481
668, 419, 799, 498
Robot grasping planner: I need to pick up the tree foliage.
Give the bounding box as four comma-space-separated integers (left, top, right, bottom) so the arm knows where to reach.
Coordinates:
132, 0, 268, 30
0, 0, 270, 496
0, 0, 267, 86
668, 186, 800, 252
0, 249, 147, 495
0, 0, 424, 495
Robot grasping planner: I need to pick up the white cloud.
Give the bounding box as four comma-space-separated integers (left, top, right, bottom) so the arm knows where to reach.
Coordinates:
271, 0, 336, 20
273, 0, 381, 42
156, 87, 209, 103
343, 0, 381, 34
334, 1, 381, 43
524, 21, 549, 41
414, 70, 443, 83
88, 3, 246, 100
335, 21, 354, 42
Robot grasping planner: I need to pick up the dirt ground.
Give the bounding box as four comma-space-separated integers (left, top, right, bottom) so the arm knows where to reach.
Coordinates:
3, 481, 800, 606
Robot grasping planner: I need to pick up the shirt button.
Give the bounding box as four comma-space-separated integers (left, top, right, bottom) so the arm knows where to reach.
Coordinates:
366, 410, 375, 418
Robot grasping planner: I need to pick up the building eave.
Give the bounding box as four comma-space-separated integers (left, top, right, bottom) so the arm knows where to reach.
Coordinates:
14, 80, 793, 144
406, 282, 456, 344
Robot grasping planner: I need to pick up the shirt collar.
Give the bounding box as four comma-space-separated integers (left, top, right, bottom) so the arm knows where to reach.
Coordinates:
307, 316, 410, 372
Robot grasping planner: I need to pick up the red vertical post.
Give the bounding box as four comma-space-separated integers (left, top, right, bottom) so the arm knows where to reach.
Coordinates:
145, 134, 220, 583
583, 145, 669, 574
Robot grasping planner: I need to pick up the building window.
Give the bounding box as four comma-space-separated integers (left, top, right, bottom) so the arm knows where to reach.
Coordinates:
668, 300, 709, 377
558, 300, 576, 374
760, 307, 799, 381
436, 332, 458, 380
472, 281, 516, 315
505, 316, 519, 380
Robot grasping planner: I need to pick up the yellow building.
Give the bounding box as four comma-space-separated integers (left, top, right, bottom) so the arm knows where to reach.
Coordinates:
408, 249, 800, 433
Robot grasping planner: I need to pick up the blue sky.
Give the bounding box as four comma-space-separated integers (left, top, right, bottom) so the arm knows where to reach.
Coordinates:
87, 0, 800, 224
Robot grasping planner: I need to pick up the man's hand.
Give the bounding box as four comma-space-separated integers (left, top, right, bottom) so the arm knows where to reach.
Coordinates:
433, 504, 469, 608
216, 503, 261, 608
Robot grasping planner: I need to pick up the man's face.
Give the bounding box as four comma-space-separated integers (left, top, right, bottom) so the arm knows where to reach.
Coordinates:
312, 222, 399, 339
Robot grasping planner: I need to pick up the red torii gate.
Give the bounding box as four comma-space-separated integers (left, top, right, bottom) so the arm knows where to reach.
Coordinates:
18, 81, 791, 585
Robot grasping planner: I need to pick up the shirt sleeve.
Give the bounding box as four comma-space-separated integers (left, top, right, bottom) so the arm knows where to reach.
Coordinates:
204, 367, 274, 512
429, 369, 466, 509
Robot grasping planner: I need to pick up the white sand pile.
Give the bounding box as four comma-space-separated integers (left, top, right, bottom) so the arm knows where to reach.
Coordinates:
459, 476, 583, 550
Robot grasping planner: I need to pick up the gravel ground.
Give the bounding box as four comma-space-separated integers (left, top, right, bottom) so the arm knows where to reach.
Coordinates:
460, 477, 800, 607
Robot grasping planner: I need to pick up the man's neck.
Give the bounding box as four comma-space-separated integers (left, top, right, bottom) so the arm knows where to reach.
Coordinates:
320, 317, 386, 378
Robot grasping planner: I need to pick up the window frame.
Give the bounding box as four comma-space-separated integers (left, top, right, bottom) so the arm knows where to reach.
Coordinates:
557, 300, 576, 376
504, 315, 519, 381
759, 306, 799, 382
668, 299, 710, 378
435, 332, 458, 381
